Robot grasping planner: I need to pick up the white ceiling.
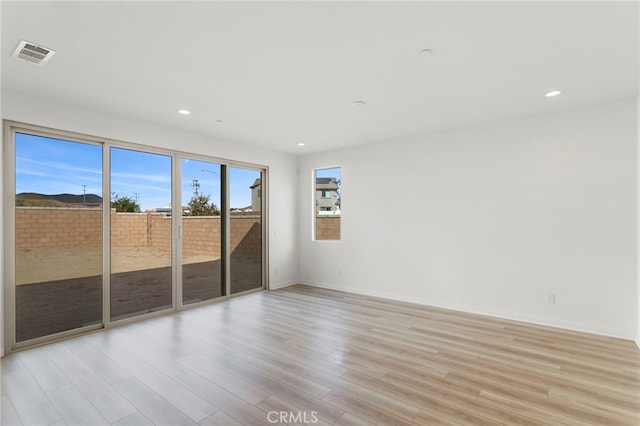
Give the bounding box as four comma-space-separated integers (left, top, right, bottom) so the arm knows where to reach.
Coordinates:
2, 1, 638, 155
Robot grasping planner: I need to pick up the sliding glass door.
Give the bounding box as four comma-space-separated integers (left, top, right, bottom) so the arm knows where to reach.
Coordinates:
6, 122, 266, 351
14, 133, 103, 342
230, 167, 263, 294
110, 147, 173, 321
181, 159, 224, 304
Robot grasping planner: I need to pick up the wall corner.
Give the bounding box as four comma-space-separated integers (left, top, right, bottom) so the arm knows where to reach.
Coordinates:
636, 93, 640, 350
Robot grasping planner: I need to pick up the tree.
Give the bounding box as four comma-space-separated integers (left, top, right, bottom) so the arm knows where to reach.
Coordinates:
188, 179, 220, 216
187, 193, 220, 216
111, 193, 140, 212
187, 181, 219, 216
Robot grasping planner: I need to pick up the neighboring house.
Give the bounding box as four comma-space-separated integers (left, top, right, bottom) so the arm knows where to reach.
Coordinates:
153, 178, 335, 215
316, 177, 340, 213
156, 204, 189, 215
250, 178, 261, 212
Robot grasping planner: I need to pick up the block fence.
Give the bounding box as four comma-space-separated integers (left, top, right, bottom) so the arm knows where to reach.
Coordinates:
316, 216, 341, 240
16, 207, 261, 258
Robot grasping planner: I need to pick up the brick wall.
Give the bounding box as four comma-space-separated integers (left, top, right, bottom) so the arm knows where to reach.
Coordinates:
149, 214, 172, 253
110, 211, 148, 247
16, 208, 261, 258
230, 215, 261, 258
110, 211, 172, 252
182, 216, 221, 256
16, 207, 102, 249
316, 216, 341, 240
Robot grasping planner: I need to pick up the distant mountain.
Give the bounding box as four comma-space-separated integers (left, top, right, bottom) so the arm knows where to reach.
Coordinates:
16, 193, 103, 207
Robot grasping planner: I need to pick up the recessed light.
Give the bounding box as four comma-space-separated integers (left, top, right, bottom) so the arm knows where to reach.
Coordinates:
418, 48, 432, 55
297, 142, 305, 147
545, 90, 562, 97
178, 109, 191, 115
352, 100, 366, 108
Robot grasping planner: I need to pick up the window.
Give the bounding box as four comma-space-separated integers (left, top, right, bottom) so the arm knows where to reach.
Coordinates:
14, 133, 103, 342
4, 121, 267, 352
314, 167, 341, 241
181, 159, 223, 305
230, 167, 263, 294
110, 147, 172, 321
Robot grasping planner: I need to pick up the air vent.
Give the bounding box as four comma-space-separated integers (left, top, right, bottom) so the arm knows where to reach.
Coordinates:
12, 40, 55, 65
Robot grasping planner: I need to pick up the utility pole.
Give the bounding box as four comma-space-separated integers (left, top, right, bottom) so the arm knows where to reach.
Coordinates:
191, 179, 200, 196
81, 185, 87, 204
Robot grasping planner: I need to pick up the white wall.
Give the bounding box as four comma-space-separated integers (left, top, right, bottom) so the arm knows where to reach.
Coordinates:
2, 91, 637, 351
0, 9, 4, 354
299, 98, 638, 339
637, 94, 640, 349
0, 89, 299, 355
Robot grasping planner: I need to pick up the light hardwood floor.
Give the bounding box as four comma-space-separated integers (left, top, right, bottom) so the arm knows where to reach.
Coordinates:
1, 284, 639, 425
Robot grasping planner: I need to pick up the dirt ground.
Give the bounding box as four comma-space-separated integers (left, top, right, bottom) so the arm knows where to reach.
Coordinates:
16, 247, 217, 285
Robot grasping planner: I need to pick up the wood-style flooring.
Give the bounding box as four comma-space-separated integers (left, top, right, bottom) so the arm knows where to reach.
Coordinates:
2, 284, 639, 425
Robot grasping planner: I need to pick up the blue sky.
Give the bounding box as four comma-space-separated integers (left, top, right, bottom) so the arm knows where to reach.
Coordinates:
15, 133, 261, 211
316, 166, 341, 181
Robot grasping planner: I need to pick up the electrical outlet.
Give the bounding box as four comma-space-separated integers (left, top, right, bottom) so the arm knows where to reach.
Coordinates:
547, 293, 556, 304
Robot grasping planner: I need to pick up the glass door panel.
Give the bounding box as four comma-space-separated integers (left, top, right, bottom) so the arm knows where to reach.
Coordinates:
110, 148, 172, 321
15, 133, 103, 342
181, 159, 223, 304
229, 167, 262, 294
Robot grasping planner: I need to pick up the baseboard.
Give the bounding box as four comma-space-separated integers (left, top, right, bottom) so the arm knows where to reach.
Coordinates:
635, 334, 640, 350
299, 281, 635, 341
269, 280, 298, 290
